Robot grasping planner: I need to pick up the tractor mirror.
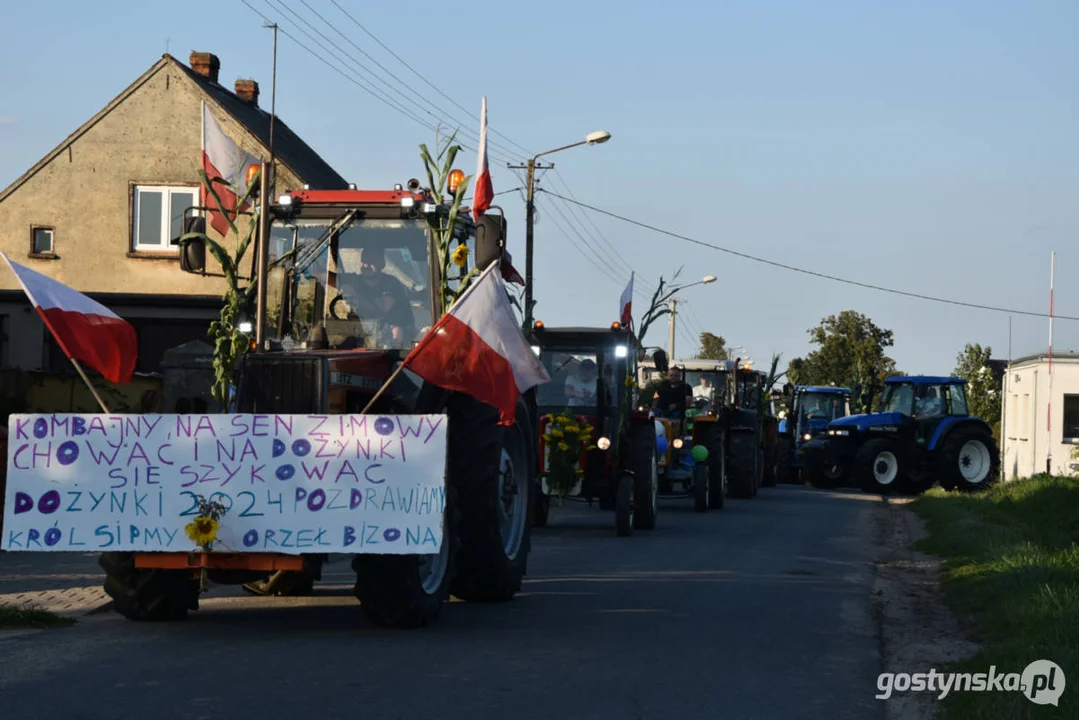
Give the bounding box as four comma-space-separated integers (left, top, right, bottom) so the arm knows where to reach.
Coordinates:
652, 349, 669, 373
474, 214, 506, 272
178, 216, 207, 274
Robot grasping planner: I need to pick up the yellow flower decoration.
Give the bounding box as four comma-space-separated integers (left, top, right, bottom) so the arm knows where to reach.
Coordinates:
185, 516, 219, 547
625, 376, 636, 387
565, 425, 580, 434
587, 444, 598, 451
557, 415, 572, 424
550, 428, 564, 438
451, 244, 469, 268
557, 442, 569, 452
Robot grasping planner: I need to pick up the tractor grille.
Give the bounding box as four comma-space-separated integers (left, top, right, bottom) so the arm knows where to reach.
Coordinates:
236, 355, 326, 414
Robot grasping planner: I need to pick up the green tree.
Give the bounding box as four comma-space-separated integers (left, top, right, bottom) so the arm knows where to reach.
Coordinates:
696, 333, 727, 360
953, 343, 1002, 439
787, 310, 899, 412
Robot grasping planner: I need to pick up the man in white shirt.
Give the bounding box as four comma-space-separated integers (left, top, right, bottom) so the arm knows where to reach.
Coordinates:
565, 359, 598, 406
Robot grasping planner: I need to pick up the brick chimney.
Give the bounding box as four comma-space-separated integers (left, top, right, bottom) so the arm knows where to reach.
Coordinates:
235, 79, 259, 106
189, 51, 220, 83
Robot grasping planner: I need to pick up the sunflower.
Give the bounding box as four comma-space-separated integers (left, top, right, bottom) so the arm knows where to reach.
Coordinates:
451, 244, 470, 268
557, 442, 569, 452
185, 516, 219, 548
549, 428, 564, 438
625, 376, 637, 387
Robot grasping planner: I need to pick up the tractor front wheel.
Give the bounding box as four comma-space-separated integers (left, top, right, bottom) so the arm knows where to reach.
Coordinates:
99, 552, 200, 622
856, 439, 906, 495
615, 475, 634, 537
631, 421, 659, 530
938, 428, 1000, 493
727, 430, 757, 499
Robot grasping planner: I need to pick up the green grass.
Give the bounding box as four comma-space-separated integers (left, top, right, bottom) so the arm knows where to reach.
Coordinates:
0, 604, 76, 630
910, 475, 1079, 718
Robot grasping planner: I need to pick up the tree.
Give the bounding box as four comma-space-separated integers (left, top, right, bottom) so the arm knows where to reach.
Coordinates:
787, 310, 899, 412
953, 343, 1002, 439
697, 333, 727, 360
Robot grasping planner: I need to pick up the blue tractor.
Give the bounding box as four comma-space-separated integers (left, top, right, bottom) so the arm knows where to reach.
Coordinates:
775, 386, 852, 487
798, 376, 1000, 495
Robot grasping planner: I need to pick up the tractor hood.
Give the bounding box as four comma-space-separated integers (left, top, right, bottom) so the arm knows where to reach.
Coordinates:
828, 412, 906, 431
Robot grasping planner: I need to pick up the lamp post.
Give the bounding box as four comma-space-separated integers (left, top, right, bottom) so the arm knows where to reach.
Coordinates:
665, 275, 716, 360
510, 130, 611, 331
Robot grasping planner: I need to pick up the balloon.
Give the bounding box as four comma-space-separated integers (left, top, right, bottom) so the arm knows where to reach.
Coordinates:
691, 444, 709, 462
656, 436, 669, 455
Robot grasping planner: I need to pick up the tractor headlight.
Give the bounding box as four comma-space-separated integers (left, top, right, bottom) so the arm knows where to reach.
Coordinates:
673, 438, 684, 449
597, 436, 611, 450
828, 429, 850, 436
802, 433, 812, 441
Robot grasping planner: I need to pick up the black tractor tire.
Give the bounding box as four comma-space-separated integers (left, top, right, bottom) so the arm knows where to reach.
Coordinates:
99, 552, 200, 622
708, 435, 726, 510
855, 438, 907, 495
804, 460, 848, 490
615, 474, 634, 537
693, 464, 709, 512
937, 427, 1001, 493
450, 397, 534, 603
630, 421, 659, 530
776, 435, 794, 484
352, 482, 459, 628
727, 430, 757, 499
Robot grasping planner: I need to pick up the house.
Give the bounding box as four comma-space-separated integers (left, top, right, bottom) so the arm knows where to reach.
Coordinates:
1000, 352, 1079, 480
0, 51, 348, 377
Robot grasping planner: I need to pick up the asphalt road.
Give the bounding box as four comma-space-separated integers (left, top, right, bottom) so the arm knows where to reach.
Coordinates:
0, 485, 885, 720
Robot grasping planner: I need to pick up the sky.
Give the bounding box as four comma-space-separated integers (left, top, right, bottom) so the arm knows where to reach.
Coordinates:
2, 0, 1078, 375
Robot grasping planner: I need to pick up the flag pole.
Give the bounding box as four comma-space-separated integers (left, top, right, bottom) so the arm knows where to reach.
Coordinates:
70, 359, 111, 413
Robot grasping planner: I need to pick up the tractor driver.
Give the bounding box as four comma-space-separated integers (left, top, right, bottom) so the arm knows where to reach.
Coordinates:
565, 359, 598, 406
335, 247, 416, 345
915, 386, 944, 417
652, 367, 693, 418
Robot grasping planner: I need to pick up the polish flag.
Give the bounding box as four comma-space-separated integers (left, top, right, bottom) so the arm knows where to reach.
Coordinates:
620, 272, 634, 327
202, 101, 259, 236
472, 97, 494, 218
404, 262, 550, 425
2, 253, 137, 384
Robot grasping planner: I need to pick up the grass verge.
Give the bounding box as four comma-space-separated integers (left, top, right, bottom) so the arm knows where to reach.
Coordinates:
0, 604, 76, 630
910, 475, 1079, 718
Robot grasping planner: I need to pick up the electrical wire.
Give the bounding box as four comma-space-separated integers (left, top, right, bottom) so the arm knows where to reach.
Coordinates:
540, 188, 1078, 322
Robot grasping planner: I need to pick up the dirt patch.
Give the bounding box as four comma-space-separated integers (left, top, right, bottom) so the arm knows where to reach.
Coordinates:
870, 495, 980, 720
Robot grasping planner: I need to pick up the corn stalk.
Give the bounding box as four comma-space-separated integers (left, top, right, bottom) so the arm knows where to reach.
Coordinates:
637, 267, 684, 346
177, 169, 260, 412
419, 131, 479, 317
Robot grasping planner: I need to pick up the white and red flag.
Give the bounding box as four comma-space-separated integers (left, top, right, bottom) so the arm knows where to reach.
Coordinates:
620, 272, 634, 326
201, 101, 259, 236
2, 253, 137, 384
473, 96, 494, 218
403, 262, 550, 425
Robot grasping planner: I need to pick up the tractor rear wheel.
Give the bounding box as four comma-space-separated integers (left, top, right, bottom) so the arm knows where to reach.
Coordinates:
937, 427, 1000, 493
630, 423, 659, 530
451, 398, 534, 603
708, 433, 726, 509
856, 439, 906, 495
99, 552, 200, 622
727, 430, 757, 499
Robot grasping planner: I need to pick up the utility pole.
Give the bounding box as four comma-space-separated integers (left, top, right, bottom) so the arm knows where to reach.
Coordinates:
668, 298, 677, 360
264, 22, 279, 196
506, 157, 553, 331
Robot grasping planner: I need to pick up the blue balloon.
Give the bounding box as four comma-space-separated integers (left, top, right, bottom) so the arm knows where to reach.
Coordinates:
656, 436, 669, 455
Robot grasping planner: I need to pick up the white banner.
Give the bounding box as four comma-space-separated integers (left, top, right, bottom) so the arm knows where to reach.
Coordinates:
2, 413, 447, 555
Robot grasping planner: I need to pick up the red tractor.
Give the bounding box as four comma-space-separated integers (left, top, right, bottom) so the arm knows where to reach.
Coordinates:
98, 171, 538, 628
529, 322, 660, 536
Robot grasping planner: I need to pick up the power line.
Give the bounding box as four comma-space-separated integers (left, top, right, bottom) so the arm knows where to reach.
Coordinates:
540, 188, 1079, 322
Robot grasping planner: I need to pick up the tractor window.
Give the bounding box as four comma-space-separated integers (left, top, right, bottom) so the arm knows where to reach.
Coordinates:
879, 384, 915, 415
800, 394, 844, 421
537, 349, 600, 409
914, 384, 945, 419
946, 384, 969, 416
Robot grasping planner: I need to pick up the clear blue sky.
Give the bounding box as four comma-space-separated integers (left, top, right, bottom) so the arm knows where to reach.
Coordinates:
3, 0, 1078, 374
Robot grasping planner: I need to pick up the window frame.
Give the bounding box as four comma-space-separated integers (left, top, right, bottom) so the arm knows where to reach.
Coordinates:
1062, 394, 1079, 443
131, 184, 200, 254
29, 224, 56, 257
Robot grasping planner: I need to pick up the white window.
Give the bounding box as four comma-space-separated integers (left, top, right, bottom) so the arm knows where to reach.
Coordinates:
132, 185, 198, 252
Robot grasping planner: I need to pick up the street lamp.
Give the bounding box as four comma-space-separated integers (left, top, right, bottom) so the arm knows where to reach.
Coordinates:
667, 275, 717, 360
512, 130, 612, 330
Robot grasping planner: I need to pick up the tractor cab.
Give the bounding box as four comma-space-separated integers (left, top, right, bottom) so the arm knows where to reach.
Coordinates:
828, 376, 970, 442
529, 323, 661, 536
780, 386, 852, 444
